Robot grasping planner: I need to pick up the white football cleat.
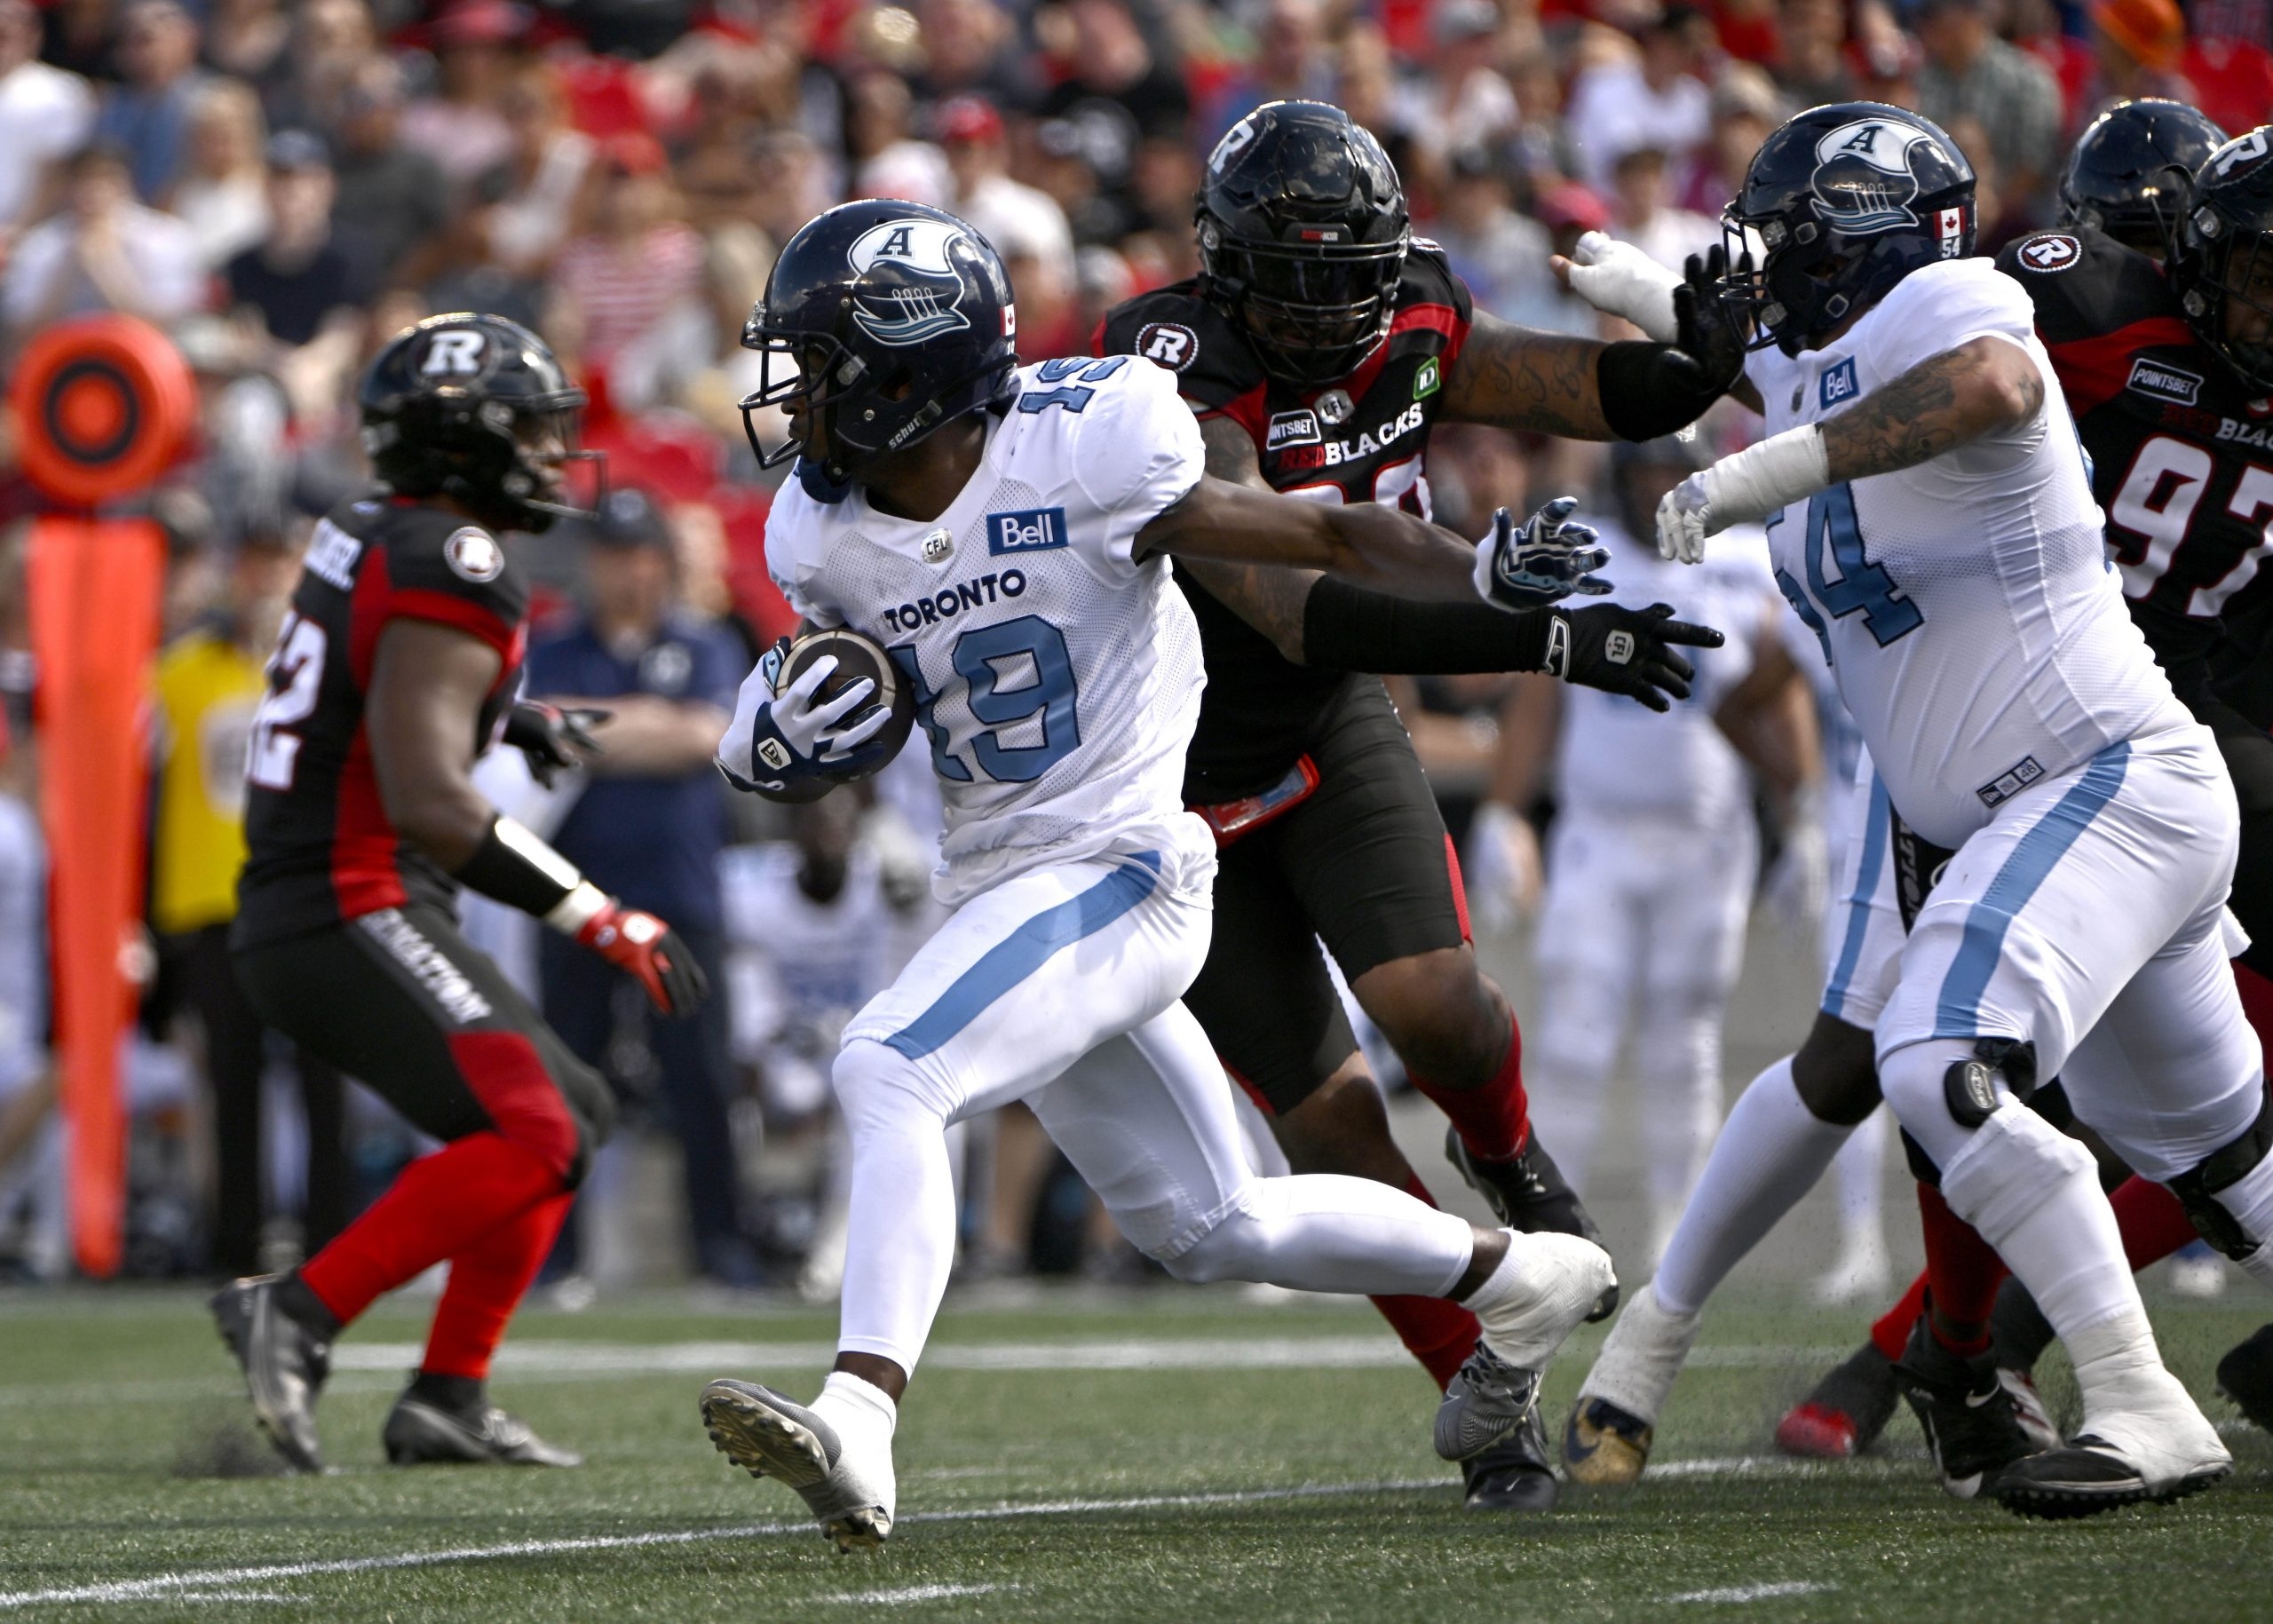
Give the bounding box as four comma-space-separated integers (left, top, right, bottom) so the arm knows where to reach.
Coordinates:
700, 1380, 896, 1551
1559, 1281, 1702, 1486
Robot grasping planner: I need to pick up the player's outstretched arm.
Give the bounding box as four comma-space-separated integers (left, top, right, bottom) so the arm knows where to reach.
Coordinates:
1442, 297, 1745, 442
1133, 468, 1483, 601
368, 619, 708, 1017
1655, 336, 2045, 563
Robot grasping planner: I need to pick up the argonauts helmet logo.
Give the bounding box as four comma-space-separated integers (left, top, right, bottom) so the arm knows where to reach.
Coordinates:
1810, 118, 1933, 233
846, 218, 976, 346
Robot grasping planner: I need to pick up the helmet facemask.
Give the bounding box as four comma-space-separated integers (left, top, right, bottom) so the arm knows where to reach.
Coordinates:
2178, 200, 2273, 394
1199, 213, 1408, 386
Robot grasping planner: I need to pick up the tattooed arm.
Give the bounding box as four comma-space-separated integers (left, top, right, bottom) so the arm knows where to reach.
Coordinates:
1439, 311, 1612, 440
1819, 336, 2045, 483
1172, 415, 1326, 662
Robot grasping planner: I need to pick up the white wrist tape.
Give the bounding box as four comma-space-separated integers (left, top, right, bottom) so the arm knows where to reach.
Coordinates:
543, 879, 610, 936
1702, 424, 1830, 529
1565, 231, 1683, 344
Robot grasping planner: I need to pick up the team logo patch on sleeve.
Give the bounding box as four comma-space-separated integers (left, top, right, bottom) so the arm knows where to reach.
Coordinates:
987, 507, 1068, 555
2015, 232, 2082, 273
1136, 321, 1200, 371
2126, 359, 2204, 406
444, 527, 504, 582
1819, 357, 1858, 409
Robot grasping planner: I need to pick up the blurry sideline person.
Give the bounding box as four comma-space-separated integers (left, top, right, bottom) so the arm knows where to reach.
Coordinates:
2, 141, 202, 337
1496, 436, 1818, 1266
527, 487, 758, 1287
152, 527, 348, 1277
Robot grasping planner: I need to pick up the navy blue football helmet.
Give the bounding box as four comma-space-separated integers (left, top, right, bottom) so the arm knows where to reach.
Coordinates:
1717, 103, 1976, 357
2059, 99, 2226, 255
740, 199, 1018, 488
2171, 128, 2273, 394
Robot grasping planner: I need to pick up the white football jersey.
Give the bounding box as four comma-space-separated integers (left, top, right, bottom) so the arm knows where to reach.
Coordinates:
1747, 256, 2189, 848
1556, 519, 1780, 828
766, 356, 1209, 906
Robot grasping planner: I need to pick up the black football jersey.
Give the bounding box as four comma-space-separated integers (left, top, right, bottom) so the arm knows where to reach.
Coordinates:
233, 495, 528, 948
2000, 226, 2273, 713
1097, 244, 1475, 798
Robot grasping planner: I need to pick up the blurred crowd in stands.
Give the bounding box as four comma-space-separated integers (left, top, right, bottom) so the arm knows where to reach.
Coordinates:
0, 0, 2263, 1291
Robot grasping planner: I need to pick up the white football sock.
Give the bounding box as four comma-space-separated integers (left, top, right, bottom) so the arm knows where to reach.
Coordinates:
811, 1370, 899, 1527
1831, 1107, 1889, 1248
1652, 1056, 1852, 1316
830, 1040, 960, 1377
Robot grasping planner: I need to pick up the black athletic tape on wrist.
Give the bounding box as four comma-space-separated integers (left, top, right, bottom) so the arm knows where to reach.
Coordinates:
1303, 578, 1554, 675
1596, 341, 1726, 443
455, 815, 583, 919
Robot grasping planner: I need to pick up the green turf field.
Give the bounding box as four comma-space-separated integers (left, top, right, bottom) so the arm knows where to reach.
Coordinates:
0, 1285, 2267, 1621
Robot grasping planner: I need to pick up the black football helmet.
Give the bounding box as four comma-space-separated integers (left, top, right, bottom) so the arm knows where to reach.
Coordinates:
2059, 99, 2226, 255
1718, 103, 1976, 358
360, 313, 592, 534
740, 198, 1018, 490
1197, 99, 1409, 387
2171, 129, 2273, 395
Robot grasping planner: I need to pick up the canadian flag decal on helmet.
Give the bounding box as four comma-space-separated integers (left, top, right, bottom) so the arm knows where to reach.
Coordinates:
847, 218, 973, 346
1811, 119, 1932, 233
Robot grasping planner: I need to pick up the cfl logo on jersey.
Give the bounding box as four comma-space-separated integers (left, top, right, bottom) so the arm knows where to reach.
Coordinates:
847, 218, 973, 346
1819, 357, 1859, 409
1137, 321, 1199, 371
1810, 118, 1932, 231
987, 506, 1069, 555
2127, 359, 2203, 406
1266, 409, 1321, 450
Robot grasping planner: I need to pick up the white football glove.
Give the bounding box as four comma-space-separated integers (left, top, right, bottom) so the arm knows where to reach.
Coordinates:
1474, 496, 1613, 609
1560, 231, 1683, 343
1655, 472, 1715, 565
717, 642, 893, 795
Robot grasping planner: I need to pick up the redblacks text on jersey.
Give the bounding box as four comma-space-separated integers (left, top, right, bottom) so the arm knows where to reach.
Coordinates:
233, 495, 528, 948
1097, 244, 1474, 797
2002, 225, 2273, 711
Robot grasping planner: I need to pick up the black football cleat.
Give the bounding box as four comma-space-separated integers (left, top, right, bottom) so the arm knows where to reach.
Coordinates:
1992, 1436, 2230, 1521
1775, 1339, 1900, 1460
1445, 1127, 1618, 1320
383, 1394, 583, 1467
1889, 1318, 2036, 1500
210, 1275, 331, 1475
1461, 1399, 1558, 1511
2215, 1323, 2273, 1433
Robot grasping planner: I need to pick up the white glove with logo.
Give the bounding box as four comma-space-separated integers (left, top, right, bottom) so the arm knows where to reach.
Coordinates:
717, 640, 894, 796
1474, 496, 1612, 609
1558, 231, 1683, 343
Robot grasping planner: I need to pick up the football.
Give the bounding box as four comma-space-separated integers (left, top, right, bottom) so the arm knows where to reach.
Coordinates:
777, 624, 916, 786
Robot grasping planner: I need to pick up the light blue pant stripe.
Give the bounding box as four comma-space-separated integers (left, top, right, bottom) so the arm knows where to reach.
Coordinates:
1931, 743, 2132, 1036
885, 852, 1163, 1062
1821, 773, 1892, 1019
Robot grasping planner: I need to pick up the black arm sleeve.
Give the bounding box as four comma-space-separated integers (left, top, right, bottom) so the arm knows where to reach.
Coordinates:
1596, 340, 1727, 442
1303, 576, 1556, 675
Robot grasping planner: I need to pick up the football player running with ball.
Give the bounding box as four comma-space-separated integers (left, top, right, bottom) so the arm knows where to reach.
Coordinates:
1098, 101, 1740, 1509
215, 314, 709, 1472
700, 200, 1620, 1550
1564, 102, 2269, 1519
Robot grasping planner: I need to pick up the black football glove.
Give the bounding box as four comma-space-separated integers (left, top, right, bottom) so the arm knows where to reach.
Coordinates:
1675, 246, 1749, 392
503, 701, 609, 788
1545, 602, 1723, 713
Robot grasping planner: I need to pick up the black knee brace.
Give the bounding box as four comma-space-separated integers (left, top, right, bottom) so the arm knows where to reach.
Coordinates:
2166, 1087, 2273, 1261
1902, 1040, 2042, 1185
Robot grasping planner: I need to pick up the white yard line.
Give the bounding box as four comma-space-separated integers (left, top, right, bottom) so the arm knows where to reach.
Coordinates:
1664, 1580, 1834, 1604
0, 1337, 1847, 1407
821, 1583, 1009, 1605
